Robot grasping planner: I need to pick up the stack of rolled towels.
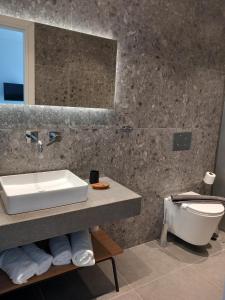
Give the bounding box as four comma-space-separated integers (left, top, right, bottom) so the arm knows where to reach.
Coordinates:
49, 230, 95, 267
0, 229, 95, 285
0, 244, 52, 284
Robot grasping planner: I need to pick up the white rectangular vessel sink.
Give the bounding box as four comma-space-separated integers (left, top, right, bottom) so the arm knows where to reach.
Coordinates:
0, 170, 88, 214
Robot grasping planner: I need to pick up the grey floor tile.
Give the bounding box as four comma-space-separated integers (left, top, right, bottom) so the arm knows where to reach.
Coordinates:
97, 291, 134, 300
188, 250, 225, 290
212, 230, 225, 252
199, 230, 225, 256
97, 292, 130, 300
154, 241, 205, 265
78, 260, 131, 300
98, 259, 131, 291
110, 291, 142, 300
135, 266, 223, 300
155, 235, 210, 264
116, 241, 185, 288
156, 230, 225, 262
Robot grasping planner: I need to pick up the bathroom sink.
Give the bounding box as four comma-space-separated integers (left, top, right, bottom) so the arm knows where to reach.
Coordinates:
0, 170, 88, 214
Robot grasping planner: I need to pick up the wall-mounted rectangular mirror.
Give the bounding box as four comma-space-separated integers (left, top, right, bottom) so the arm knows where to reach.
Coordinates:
0, 15, 117, 109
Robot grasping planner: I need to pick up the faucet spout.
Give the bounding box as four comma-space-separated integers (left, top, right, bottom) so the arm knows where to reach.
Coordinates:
37, 140, 43, 153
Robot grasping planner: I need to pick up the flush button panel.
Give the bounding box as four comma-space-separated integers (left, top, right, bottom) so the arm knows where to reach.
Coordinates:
173, 132, 192, 151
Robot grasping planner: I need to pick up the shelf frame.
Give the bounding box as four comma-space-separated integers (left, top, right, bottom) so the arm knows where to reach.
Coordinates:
0, 229, 123, 295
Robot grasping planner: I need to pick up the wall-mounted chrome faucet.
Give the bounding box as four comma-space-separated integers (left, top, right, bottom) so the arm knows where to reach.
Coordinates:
47, 131, 62, 146
25, 131, 62, 152
25, 131, 43, 153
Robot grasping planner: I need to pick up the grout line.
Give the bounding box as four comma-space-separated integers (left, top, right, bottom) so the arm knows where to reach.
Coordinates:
132, 263, 195, 291
129, 238, 225, 291
153, 237, 225, 262
100, 288, 134, 300
133, 289, 144, 300
184, 265, 224, 292
132, 263, 224, 300
110, 289, 143, 300
97, 260, 137, 300
108, 274, 139, 299
99, 237, 225, 298
108, 280, 136, 300
132, 265, 189, 291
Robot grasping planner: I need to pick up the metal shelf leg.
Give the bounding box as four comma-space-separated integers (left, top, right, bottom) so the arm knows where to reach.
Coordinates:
110, 257, 119, 292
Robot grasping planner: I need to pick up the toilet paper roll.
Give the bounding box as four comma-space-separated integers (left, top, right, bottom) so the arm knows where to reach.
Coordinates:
203, 171, 216, 185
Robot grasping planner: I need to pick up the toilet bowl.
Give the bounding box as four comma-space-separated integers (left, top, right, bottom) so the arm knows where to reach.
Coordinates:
161, 192, 225, 246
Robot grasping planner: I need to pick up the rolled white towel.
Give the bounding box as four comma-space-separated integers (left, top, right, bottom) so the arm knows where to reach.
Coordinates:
0, 247, 38, 284
70, 230, 95, 267
49, 235, 72, 265
22, 243, 53, 275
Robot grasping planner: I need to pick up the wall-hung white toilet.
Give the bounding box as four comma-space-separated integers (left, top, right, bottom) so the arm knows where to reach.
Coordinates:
161, 192, 225, 246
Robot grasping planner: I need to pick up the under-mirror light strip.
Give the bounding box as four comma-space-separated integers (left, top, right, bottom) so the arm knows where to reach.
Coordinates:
4, 103, 113, 112
7, 14, 115, 41
32, 105, 113, 112
70, 25, 115, 41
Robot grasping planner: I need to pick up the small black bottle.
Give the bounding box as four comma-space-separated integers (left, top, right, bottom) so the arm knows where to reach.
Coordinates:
89, 170, 99, 184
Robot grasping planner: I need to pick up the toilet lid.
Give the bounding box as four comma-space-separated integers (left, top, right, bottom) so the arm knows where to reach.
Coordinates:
183, 203, 224, 216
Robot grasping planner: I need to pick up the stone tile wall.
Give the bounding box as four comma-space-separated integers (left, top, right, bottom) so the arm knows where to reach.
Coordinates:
0, 0, 225, 247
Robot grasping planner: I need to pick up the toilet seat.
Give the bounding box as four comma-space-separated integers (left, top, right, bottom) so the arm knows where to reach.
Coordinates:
182, 202, 224, 216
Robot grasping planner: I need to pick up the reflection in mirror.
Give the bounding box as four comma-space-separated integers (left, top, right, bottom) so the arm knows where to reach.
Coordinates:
0, 15, 117, 109
0, 27, 24, 105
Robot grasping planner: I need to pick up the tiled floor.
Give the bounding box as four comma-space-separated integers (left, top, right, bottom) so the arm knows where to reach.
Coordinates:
96, 231, 225, 300
2, 231, 225, 300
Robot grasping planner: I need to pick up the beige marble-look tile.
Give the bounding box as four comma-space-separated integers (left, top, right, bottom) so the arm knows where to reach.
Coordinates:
116, 241, 185, 288
135, 265, 223, 300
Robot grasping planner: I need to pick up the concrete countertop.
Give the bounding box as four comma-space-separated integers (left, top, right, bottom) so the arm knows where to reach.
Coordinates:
0, 177, 141, 250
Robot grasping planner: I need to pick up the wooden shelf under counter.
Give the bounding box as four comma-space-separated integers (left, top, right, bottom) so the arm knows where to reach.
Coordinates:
0, 229, 123, 295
